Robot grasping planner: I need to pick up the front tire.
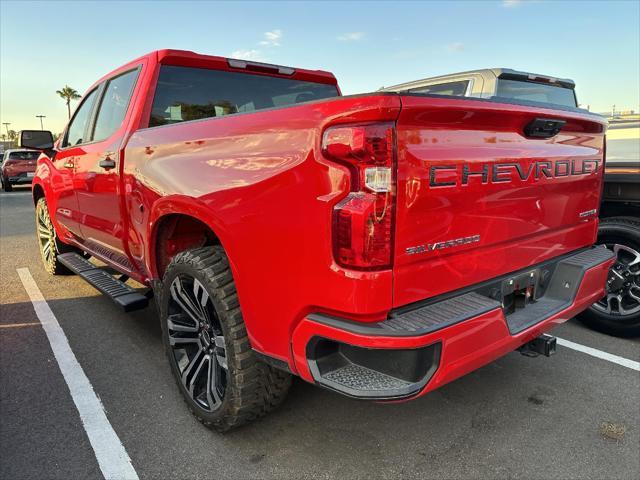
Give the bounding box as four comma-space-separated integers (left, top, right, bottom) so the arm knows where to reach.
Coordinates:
577, 217, 640, 337
35, 197, 75, 275
160, 246, 291, 432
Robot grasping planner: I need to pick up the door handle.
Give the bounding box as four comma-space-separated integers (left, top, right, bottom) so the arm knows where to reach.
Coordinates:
99, 153, 116, 170
63, 159, 74, 169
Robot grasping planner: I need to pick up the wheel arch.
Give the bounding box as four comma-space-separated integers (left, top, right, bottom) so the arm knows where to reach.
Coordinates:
32, 181, 45, 205
147, 196, 234, 281
600, 200, 640, 219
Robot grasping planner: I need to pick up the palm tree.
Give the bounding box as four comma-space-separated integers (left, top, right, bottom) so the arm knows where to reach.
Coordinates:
7, 130, 17, 142
56, 85, 81, 119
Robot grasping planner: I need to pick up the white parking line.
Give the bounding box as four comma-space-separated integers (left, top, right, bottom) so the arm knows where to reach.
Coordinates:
556, 337, 640, 371
17, 268, 139, 480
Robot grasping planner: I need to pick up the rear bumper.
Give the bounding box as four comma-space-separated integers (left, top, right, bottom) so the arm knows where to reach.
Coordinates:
4, 172, 34, 184
291, 247, 615, 399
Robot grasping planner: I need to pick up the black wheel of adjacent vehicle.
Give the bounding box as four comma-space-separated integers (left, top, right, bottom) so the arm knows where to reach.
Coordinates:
2, 177, 12, 192
35, 197, 75, 275
577, 216, 640, 337
160, 246, 291, 432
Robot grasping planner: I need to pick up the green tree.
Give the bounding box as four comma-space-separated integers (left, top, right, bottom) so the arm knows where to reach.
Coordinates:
7, 130, 17, 142
56, 85, 81, 119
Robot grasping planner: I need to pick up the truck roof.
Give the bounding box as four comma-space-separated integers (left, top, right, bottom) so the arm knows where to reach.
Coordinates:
382, 67, 575, 92
90, 49, 338, 93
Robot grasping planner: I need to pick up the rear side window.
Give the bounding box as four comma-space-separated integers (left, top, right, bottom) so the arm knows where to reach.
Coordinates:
92, 69, 138, 142
149, 65, 339, 127
408, 80, 469, 96
495, 79, 577, 107
9, 151, 40, 160
63, 89, 98, 147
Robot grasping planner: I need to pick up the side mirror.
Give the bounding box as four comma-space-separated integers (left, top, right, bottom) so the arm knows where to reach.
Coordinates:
18, 130, 54, 150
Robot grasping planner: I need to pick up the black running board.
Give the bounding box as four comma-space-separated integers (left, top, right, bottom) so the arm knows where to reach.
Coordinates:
58, 253, 149, 312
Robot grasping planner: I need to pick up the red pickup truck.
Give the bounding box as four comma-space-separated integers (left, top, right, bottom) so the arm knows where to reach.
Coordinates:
22, 50, 614, 431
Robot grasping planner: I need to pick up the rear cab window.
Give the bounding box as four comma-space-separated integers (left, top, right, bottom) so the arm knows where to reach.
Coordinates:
148, 65, 340, 127
494, 79, 577, 108
9, 151, 40, 161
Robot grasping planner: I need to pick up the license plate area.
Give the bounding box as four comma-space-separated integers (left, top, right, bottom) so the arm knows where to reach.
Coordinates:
501, 269, 540, 315
26, 172, 35, 178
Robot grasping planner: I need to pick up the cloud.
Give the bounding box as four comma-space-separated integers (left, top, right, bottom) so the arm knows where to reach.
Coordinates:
502, 0, 522, 6
230, 49, 265, 61
259, 29, 282, 47
230, 29, 282, 61
337, 32, 364, 42
446, 42, 465, 52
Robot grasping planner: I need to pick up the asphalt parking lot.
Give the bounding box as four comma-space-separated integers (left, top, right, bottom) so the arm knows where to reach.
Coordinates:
1, 186, 639, 480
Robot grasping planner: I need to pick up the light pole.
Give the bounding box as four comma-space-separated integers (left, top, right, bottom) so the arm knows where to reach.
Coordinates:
2, 122, 9, 136
36, 115, 46, 130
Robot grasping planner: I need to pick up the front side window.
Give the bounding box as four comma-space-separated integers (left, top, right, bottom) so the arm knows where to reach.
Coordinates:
63, 89, 98, 148
149, 65, 339, 127
408, 80, 470, 96
92, 69, 138, 142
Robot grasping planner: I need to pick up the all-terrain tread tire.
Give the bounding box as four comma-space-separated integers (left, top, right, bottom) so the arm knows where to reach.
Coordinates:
577, 216, 640, 337
160, 246, 291, 432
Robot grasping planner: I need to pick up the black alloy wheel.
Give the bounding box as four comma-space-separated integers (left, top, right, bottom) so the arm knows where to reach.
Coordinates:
166, 273, 228, 412
593, 243, 640, 317
578, 216, 640, 337
35, 197, 74, 275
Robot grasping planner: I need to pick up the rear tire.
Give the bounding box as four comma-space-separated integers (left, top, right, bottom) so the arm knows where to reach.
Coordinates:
159, 246, 291, 432
35, 197, 76, 275
2, 178, 12, 192
577, 216, 640, 337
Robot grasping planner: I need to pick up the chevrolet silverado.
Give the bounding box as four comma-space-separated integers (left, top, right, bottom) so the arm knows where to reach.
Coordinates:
21, 52, 614, 431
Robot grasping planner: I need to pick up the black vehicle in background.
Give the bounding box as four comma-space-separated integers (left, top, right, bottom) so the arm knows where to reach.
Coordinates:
579, 120, 639, 337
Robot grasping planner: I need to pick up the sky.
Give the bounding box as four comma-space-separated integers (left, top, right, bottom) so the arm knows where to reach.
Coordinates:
1, 0, 639, 135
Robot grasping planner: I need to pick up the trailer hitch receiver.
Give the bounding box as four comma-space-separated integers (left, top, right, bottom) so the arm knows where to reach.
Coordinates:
518, 334, 557, 357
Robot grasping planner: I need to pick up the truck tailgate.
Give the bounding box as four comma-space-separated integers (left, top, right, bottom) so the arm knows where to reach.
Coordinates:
393, 95, 607, 308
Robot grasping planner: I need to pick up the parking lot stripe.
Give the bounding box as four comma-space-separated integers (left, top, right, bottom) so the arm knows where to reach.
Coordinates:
556, 337, 640, 371
17, 268, 139, 480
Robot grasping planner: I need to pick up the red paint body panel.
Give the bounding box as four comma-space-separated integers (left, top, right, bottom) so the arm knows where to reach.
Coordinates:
33, 50, 610, 395
2, 160, 36, 177
393, 96, 605, 308
125, 95, 400, 358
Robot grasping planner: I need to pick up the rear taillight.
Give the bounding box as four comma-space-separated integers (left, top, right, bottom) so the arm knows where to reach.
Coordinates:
322, 123, 395, 270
